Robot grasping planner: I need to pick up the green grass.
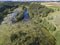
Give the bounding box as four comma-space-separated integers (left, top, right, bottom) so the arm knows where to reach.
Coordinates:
55, 30, 60, 45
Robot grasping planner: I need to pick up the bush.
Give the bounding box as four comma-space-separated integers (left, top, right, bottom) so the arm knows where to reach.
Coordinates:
15, 11, 24, 22
10, 34, 18, 42
3, 9, 10, 15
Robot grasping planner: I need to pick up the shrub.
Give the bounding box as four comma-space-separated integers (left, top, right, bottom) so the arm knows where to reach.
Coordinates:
10, 34, 18, 42
15, 11, 24, 22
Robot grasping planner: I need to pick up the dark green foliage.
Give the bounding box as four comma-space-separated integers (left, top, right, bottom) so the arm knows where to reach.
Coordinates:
0, 2, 21, 21
18, 31, 27, 36
10, 34, 18, 42
3, 9, 10, 15
40, 19, 56, 31
15, 11, 24, 22
29, 4, 54, 18
29, 37, 40, 45
0, 13, 3, 21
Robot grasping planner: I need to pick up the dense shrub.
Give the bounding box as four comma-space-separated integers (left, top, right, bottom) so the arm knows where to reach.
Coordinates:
29, 4, 54, 18
15, 11, 24, 22
40, 19, 56, 31
9, 21, 56, 45
0, 2, 21, 22
10, 34, 18, 42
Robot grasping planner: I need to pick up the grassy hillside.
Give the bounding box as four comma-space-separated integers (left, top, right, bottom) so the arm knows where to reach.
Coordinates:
41, 3, 60, 43
47, 11, 60, 45
0, 20, 56, 45
0, 2, 57, 45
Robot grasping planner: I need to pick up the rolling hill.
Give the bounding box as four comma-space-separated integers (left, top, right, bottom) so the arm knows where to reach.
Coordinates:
0, 2, 60, 45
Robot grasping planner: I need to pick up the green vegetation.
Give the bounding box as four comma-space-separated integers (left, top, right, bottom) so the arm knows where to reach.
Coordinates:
15, 10, 24, 22
0, 2, 20, 21
0, 20, 56, 45
47, 11, 60, 45
28, 3, 54, 18
0, 2, 58, 45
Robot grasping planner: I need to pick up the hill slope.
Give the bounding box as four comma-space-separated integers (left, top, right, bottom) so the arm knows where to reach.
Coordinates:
0, 2, 56, 45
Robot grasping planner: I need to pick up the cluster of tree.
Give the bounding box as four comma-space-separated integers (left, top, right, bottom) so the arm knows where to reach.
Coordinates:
0, 2, 20, 22
40, 19, 56, 32
28, 3, 54, 19
15, 11, 24, 22
26, 3, 56, 32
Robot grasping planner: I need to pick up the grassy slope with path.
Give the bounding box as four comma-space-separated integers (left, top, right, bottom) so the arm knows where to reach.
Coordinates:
47, 11, 60, 45
41, 3, 60, 45
0, 3, 56, 45
41, 2, 60, 45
